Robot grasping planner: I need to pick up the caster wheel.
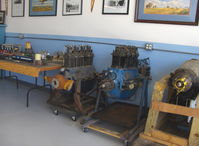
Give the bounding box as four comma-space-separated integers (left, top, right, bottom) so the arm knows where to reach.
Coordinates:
53, 109, 59, 116
71, 115, 77, 121
124, 140, 129, 146
80, 118, 87, 125
82, 127, 88, 133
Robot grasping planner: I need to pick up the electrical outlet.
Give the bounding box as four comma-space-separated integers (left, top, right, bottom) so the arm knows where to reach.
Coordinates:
18, 34, 24, 39
145, 43, 153, 50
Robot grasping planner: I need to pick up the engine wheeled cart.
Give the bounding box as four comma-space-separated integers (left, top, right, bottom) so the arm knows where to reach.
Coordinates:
82, 78, 149, 146
48, 78, 97, 121
46, 45, 97, 121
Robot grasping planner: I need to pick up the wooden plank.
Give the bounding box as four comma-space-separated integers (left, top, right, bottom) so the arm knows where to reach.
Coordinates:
141, 130, 188, 146
150, 130, 188, 146
134, 137, 164, 146
38, 63, 63, 72
140, 133, 172, 146
189, 95, 199, 146
144, 75, 169, 133
151, 101, 199, 118
87, 125, 122, 139
0, 60, 62, 77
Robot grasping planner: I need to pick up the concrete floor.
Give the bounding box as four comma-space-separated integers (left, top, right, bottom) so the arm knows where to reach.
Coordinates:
0, 79, 124, 146
0, 79, 161, 146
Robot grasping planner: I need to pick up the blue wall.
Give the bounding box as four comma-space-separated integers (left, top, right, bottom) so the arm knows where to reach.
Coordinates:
5, 32, 199, 102
0, 25, 6, 43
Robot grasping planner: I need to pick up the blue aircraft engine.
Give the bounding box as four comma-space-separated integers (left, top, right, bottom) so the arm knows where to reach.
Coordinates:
98, 46, 150, 101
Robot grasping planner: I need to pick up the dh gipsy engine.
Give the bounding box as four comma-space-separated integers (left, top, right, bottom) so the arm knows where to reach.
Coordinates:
98, 46, 150, 100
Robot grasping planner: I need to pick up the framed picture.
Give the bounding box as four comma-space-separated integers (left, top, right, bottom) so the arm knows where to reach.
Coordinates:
135, 0, 199, 25
11, 0, 25, 17
0, 11, 5, 24
102, 0, 130, 14
29, 0, 57, 16
62, 0, 82, 16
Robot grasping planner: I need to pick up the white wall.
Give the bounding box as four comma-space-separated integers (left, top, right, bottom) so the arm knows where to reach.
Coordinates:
5, 0, 199, 47
1, 0, 6, 11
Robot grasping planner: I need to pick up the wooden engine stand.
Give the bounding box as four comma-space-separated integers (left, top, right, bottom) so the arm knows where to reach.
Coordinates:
140, 75, 199, 146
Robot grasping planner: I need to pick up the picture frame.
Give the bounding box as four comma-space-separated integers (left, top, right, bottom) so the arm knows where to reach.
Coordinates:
11, 0, 25, 17
0, 11, 5, 24
62, 0, 82, 16
102, 0, 130, 15
29, 0, 57, 16
135, 0, 199, 25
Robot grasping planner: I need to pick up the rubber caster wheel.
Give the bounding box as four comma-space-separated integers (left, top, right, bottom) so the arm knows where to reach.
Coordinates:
82, 127, 89, 133
53, 109, 59, 115
80, 118, 87, 125
124, 140, 129, 146
71, 115, 77, 121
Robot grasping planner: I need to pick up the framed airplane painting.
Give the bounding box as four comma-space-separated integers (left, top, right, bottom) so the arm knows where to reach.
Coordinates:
29, 0, 57, 16
135, 0, 199, 25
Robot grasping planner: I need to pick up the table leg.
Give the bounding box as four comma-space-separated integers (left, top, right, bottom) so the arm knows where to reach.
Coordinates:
26, 77, 38, 107
8, 71, 19, 89
35, 77, 38, 86
26, 73, 52, 108
0, 69, 4, 78
43, 71, 46, 86
1, 70, 19, 89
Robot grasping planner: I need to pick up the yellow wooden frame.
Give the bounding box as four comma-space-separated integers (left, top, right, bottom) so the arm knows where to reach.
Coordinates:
140, 75, 199, 146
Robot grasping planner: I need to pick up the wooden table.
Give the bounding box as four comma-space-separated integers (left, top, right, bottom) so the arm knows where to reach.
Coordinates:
0, 60, 62, 77
0, 60, 62, 107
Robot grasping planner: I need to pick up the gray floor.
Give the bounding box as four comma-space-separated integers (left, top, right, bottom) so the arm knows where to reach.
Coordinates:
0, 79, 122, 146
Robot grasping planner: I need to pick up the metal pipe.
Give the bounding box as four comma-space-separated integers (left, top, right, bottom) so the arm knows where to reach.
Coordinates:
6, 35, 199, 56
152, 48, 199, 56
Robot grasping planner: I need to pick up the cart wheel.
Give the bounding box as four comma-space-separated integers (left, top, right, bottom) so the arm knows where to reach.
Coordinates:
80, 118, 87, 125
53, 109, 59, 116
71, 115, 77, 121
124, 140, 129, 146
82, 127, 88, 133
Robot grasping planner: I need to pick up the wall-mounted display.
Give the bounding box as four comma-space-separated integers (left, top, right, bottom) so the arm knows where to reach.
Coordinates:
0, 0, 8, 15
11, 0, 25, 17
135, 0, 199, 25
0, 11, 5, 24
29, 0, 57, 16
62, 0, 82, 16
5, 0, 8, 15
102, 0, 129, 14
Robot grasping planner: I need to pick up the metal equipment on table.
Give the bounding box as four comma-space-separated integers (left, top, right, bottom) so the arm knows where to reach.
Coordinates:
140, 59, 199, 146
0, 43, 35, 62
46, 45, 97, 121
82, 46, 151, 146
0, 43, 51, 65
0, 44, 21, 59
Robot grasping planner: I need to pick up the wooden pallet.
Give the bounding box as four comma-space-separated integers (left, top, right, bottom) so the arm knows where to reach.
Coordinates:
140, 75, 199, 146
